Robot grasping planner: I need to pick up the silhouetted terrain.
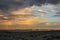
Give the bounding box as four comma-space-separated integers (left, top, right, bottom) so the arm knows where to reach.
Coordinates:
0, 30, 60, 40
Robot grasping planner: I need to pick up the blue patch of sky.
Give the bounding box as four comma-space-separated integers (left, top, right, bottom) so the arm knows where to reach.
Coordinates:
31, 4, 60, 22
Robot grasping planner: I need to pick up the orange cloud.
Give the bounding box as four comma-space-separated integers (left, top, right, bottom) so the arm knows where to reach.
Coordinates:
45, 22, 51, 26
0, 14, 4, 17
0, 20, 13, 25
10, 7, 46, 25
11, 7, 32, 15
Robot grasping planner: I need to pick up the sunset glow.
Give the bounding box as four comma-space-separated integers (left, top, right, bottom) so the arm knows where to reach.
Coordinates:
0, 0, 60, 29
45, 22, 51, 26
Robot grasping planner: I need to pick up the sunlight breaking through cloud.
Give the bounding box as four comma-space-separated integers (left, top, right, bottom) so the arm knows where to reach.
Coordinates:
10, 6, 46, 25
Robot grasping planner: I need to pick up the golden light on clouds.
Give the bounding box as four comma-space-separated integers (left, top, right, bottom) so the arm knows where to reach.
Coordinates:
0, 15, 4, 17
14, 17, 46, 25
3, 16, 8, 19
1, 20, 13, 25
10, 7, 46, 25
38, 10, 45, 12
11, 7, 32, 15
16, 17, 36, 25
38, 9, 48, 14
45, 22, 51, 26
31, 5, 36, 8
15, 18, 34, 25
21, 20, 33, 25
50, 9, 55, 12
10, 7, 34, 25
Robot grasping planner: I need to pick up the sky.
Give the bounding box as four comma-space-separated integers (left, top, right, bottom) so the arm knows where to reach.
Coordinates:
0, 0, 60, 25
32, 4, 60, 22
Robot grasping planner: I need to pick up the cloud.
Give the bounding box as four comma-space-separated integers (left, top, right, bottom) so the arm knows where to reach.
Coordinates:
0, 0, 60, 25
10, 6, 46, 25
0, 0, 60, 11
48, 0, 60, 4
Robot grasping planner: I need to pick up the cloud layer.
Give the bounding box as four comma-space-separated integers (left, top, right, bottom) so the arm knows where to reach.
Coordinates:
0, 0, 60, 11
0, 0, 60, 25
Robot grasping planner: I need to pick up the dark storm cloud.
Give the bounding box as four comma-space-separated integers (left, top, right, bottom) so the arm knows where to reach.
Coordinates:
0, 0, 60, 11
48, 0, 60, 4
0, 0, 24, 11
0, 0, 35, 11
